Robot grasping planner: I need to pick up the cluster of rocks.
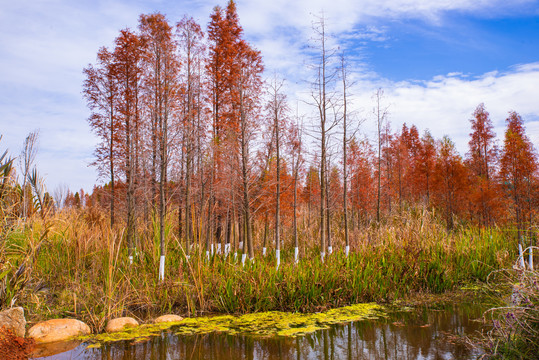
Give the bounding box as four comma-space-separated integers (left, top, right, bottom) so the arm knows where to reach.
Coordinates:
0, 307, 184, 344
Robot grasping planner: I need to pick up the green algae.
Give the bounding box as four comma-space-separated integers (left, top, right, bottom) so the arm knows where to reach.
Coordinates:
80, 303, 384, 346
175, 303, 384, 338
78, 321, 185, 347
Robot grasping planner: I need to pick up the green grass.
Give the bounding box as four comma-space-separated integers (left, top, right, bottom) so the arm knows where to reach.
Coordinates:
1, 208, 516, 333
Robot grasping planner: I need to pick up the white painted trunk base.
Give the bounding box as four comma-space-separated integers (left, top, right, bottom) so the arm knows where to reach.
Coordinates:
328, 246, 333, 255
217, 243, 222, 255
519, 243, 526, 268
224, 243, 230, 256
294, 247, 299, 264
159, 255, 165, 281
241, 253, 247, 266
345, 245, 350, 257
529, 247, 534, 270
321, 251, 325, 263
129, 255, 133, 265
276, 250, 280, 269
262, 247, 267, 256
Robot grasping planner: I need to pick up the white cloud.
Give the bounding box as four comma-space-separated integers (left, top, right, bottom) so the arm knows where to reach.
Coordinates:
350, 63, 539, 154
236, 0, 535, 38
0, 0, 538, 193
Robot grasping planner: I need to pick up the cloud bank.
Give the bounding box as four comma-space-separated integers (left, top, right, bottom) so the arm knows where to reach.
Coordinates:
0, 0, 537, 193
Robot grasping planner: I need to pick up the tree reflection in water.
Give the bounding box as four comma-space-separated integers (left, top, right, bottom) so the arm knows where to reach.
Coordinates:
35, 304, 485, 360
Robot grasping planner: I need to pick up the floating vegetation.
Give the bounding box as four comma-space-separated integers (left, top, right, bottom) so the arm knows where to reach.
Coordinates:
80, 303, 384, 346
176, 303, 384, 337
79, 321, 184, 347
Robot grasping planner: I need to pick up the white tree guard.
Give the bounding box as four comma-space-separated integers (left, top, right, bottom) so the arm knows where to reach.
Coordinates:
518, 243, 526, 269
159, 255, 165, 281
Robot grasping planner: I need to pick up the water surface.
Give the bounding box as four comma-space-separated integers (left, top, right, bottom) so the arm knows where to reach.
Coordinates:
32, 303, 486, 360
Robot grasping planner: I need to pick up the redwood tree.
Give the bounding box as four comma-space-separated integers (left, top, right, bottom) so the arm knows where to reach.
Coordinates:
432, 136, 469, 229
113, 29, 144, 260
83, 47, 119, 228
176, 15, 205, 255
466, 104, 499, 226
139, 13, 179, 279
500, 111, 538, 240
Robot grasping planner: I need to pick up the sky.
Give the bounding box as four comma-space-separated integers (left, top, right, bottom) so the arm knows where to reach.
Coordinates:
0, 0, 538, 193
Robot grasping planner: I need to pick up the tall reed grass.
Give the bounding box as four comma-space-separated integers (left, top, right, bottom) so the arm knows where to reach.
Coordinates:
481, 246, 539, 359
4, 207, 515, 332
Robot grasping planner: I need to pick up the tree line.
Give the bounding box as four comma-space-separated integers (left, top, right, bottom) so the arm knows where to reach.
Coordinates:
79, 0, 539, 271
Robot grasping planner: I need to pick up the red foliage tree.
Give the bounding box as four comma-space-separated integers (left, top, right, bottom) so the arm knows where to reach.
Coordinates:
348, 138, 375, 225
113, 29, 144, 258
139, 13, 179, 276
432, 136, 470, 229
83, 47, 120, 227
466, 104, 500, 226
499, 111, 538, 240
418, 130, 436, 205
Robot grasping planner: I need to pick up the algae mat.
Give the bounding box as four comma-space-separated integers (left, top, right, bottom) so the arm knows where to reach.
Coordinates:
81, 303, 384, 346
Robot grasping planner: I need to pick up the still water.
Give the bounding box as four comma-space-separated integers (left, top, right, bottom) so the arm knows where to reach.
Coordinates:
32, 303, 486, 360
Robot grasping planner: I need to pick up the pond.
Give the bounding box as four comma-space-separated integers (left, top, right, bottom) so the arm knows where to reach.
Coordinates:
31, 303, 486, 360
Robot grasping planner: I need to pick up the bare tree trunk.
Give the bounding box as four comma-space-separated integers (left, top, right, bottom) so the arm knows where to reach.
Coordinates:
239, 86, 254, 260
293, 152, 300, 264
326, 161, 331, 254
263, 213, 268, 256
109, 110, 115, 228
126, 100, 135, 263
374, 88, 387, 223
292, 110, 302, 266
341, 55, 350, 256
274, 86, 281, 268
159, 113, 167, 280
310, 16, 333, 263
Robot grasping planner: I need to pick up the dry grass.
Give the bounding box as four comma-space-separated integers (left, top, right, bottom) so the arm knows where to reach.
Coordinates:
0, 206, 515, 333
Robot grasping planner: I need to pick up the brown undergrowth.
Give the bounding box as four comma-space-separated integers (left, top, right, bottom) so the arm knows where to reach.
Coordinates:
0, 327, 35, 360
2, 207, 516, 333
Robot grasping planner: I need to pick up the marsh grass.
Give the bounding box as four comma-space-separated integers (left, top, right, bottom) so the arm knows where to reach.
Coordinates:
480, 250, 539, 359
3, 207, 515, 332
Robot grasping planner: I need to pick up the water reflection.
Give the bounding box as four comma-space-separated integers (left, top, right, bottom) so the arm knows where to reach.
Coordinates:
32, 304, 485, 360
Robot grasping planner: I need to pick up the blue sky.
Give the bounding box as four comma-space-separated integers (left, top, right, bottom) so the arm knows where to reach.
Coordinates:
0, 0, 538, 194
367, 15, 539, 81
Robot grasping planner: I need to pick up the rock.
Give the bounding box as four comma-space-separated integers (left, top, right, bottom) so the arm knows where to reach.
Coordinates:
0, 307, 26, 338
153, 314, 184, 324
27, 319, 91, 343
105, 317, 139, 333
